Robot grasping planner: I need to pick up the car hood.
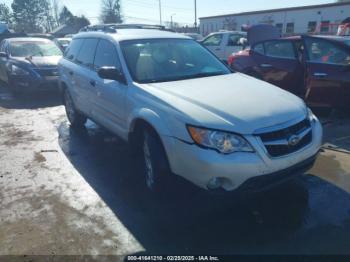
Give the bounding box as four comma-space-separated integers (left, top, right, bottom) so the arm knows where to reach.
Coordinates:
141, 73, 306, 134
12, 56, 61, 68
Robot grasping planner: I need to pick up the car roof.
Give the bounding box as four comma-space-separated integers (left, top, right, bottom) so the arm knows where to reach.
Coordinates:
74, 29, 190, 42
209, 31, 246, 35
313, 35, 350, 42
7, 37, 52, 43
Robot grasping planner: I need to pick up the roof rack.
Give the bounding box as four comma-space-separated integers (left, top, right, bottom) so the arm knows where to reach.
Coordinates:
79, 24, 167, 33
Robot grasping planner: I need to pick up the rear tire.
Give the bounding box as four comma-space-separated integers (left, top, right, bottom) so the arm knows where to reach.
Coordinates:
63, 89, 87, 129
142, 127, 170, 193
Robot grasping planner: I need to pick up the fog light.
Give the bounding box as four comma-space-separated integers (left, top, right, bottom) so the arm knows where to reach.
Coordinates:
207, 177, 224, 190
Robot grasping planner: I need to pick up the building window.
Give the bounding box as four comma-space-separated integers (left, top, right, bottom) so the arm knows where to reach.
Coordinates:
286, 23, 294, 34
320, 21, 330, 33
275, 23, 283, 33
308, 21, 317, 33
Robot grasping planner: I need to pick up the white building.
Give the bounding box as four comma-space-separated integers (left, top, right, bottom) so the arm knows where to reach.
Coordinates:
199, 2, 350, 36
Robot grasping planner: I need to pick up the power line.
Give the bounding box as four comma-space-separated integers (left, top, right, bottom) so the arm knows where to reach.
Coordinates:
122, 0, 193, 13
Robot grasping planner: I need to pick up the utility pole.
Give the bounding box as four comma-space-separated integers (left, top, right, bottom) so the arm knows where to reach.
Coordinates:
171, 14, 176, 30
194, 0, 197, 29
159, 0, 162, 25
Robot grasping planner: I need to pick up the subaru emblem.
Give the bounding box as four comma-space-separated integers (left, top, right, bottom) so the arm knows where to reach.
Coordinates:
288, 135, 301, 146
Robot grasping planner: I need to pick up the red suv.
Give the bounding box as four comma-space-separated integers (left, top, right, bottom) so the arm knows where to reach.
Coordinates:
229, 28, 350, 110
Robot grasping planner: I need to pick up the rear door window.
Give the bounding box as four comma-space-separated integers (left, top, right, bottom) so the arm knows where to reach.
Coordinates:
76, 38, 98, 68
65, 38, 84, 61
264, 40, 296, 59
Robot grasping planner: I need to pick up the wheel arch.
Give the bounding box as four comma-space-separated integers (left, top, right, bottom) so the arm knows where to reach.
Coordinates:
127, 108, 172, 160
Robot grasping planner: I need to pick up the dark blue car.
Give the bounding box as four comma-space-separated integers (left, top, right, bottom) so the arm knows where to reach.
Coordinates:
0, 37, 63, 96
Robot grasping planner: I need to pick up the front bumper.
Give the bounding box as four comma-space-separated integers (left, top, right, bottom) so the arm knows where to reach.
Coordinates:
10, 75, 59, 93
161, 119, 322, 192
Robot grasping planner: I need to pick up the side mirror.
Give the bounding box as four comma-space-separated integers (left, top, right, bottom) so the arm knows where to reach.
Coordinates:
97, 66, 126, 84
0, 52, 8, 59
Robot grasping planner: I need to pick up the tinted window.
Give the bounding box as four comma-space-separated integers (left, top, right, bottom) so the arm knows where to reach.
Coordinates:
286, 23, 294, 34
308, 21, 317, 33
253, 43, 264, 55
202, 34, 223, 46
76, 39, 98, 68
65, 38, 84, 61
94, 40, 120, 70
305, 38, 350, 65
265, 41, 295, 59
320, 21, 330, 33
275, 23, 283, 33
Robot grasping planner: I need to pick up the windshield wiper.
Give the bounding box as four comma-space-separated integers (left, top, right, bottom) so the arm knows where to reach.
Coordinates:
25, 51, 44, 60
140, 71, 227, 84
187, 71, 226, 79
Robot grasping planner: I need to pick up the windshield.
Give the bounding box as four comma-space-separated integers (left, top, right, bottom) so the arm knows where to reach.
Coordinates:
121, 39, 231, 83
10, 41, 62, 57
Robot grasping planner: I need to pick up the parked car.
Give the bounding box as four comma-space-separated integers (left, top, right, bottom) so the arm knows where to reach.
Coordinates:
59, 27, 322, 193
201, 30, 247, 61
0, 37, 62, 95
183, 33, 203, 41
228, 32, 350, 110
54, 37, 72, 51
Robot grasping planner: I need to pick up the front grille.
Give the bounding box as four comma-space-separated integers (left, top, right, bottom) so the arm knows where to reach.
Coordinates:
258, 119, 312, 157
34, 68, 59, 77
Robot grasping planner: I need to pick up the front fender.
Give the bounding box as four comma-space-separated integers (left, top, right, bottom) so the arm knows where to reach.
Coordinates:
128, 108, 172, 137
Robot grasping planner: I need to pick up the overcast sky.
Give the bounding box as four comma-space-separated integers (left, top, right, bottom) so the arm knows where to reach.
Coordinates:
3, 0, 333, 25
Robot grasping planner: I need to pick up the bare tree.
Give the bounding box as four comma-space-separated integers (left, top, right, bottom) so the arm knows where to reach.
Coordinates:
100, 0, 122, 24
52, 0, 61, 27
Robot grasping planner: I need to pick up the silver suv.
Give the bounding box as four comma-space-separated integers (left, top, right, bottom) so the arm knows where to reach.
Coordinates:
59, 27, 322, 193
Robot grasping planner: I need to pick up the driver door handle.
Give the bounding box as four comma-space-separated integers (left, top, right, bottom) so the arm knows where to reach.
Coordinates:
314, 72, 328, 77
260, 64, 272, 68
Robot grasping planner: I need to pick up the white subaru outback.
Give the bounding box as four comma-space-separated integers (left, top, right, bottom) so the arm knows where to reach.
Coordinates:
59, 26, 322, 193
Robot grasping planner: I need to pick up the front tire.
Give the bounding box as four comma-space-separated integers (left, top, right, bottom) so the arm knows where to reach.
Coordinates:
142, 128, 170, 193
63, 89, 87, 128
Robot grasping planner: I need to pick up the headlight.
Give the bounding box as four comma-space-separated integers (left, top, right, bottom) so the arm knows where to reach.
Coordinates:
307, 107, 315, 122
187, 125, 254, 154
10, 64, 30, 76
